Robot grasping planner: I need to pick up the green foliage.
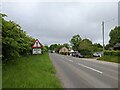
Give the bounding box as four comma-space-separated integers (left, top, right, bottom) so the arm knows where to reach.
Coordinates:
70, 34, 103, 57
55, 44, 63, 53
105, 44, 112, 50
42, 45, 49, 53
1, 13, 35, 61
70, 34, 82, 51
49, 44, 58, 51
80, 49, 92, 56
92, 43, 103, 52
109, 26, 120, 46
79, 39, 93, 56
62, 43, 70, 49
104, 50, 120, 56
49, 43, 69, 53
79, 39, 92, 50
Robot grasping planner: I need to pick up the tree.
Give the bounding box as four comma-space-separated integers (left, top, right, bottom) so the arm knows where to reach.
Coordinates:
63, 43, 70, 49
92, 43, 103, 52
42, 45, 49, 53
1, 13, 34, 61
70, 34, 82, 51
55, 44, 63, 53
79, 39, 93, 55
49, 44, 58, 51
109, 26, 120, 46
105, 44, 112, 50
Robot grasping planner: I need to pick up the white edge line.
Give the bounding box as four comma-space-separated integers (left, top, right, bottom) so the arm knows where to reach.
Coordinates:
78, 63, 103, 74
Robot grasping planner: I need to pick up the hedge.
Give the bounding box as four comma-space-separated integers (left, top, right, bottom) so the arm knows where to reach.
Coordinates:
1, 13, 35, 61
104, 50, 120, 56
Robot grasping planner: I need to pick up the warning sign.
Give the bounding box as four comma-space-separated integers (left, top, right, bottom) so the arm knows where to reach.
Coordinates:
32, 39, 42, 54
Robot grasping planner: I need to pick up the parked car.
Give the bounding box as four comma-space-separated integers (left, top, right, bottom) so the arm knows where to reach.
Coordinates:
93, 52, 103, 57
72, 51, 84, 58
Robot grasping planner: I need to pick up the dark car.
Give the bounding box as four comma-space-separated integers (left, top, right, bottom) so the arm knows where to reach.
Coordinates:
76, 53, 84, 58
72, 51, 84, 58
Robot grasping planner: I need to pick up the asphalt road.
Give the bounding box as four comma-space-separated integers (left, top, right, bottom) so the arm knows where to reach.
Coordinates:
49, 53, 118, 88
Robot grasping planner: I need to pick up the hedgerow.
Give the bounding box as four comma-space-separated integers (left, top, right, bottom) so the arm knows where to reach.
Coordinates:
1, 13, 35, 61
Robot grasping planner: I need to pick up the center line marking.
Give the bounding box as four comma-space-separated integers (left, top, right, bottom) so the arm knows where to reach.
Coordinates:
68, 60, 73, 62
78, 63, 103, 74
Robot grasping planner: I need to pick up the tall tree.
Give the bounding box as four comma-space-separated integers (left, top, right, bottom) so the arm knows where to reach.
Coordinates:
109, 26, 120, 46
63, 43, 70, 49
70, 34, 81, 51
79, 38, 93, 55
1, 13, 34, 61
49, 44, 58, 51
79, 39, 92, 50
92, 43, 103, 52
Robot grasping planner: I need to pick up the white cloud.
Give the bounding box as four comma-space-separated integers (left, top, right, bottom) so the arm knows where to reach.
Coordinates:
2, 1, 118, 45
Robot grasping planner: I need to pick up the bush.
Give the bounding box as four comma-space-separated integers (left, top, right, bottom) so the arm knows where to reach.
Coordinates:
104, 50, 120, 56
1, 13, 35, 61
80, 49, 92, 56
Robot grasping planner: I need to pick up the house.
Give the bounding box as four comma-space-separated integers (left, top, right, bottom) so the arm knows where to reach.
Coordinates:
113, 43, 120, 50
59, 47, 69, 55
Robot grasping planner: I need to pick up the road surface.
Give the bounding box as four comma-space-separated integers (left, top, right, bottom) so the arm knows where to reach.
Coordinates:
49, 53, 118, 88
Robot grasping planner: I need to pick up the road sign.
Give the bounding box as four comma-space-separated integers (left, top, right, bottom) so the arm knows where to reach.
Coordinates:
33, 48, 41, 54
32, 39, 42, 54
32, 39, 42, 48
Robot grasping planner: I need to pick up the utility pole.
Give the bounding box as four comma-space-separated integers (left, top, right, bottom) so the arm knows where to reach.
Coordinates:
102, 21, 104, 55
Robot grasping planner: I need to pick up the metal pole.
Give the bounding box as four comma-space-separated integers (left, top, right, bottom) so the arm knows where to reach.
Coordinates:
102, 21, 104, 55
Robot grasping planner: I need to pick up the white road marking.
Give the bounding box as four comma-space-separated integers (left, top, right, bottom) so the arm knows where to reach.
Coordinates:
68, 60, 73, 62
78, 63, 103, 74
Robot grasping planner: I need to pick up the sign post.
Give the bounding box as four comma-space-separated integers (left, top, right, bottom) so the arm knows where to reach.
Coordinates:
32, 39, 42, 54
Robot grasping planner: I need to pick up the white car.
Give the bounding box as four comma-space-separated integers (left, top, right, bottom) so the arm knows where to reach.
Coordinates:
93, 52, 103, 57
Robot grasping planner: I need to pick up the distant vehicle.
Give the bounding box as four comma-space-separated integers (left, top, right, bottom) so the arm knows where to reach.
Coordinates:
49, 50, 54, 53
93, 52, 103, 57
72, 51, 84, 58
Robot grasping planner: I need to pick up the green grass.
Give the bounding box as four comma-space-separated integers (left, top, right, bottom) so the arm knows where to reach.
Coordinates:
2, 53, 62, 88
97, 55, 120, 63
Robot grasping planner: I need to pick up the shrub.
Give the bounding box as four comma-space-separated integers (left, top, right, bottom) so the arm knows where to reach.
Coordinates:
104, 50, 120, 56
80, 49, 92, 56
1, 13, 35, 61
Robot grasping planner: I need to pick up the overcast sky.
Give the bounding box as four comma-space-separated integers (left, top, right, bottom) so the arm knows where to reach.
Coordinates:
2, 0, 119, 46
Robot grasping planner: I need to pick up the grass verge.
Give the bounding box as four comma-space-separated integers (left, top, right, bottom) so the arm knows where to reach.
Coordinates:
2, 53, 62, 88
97, 55, 120, 63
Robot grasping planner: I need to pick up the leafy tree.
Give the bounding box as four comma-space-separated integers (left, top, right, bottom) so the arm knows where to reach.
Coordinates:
79, 39, 93, 55
79, 39, 92, 50
105, 44, 112, 50
49, 43, 70, 53
70, 34, 81, 51
92, 43, 102, 52
55, 44, 63, 53
42, 45, 49, 53
109, 26, 120, 46
1, 13, 34, 61
62, 43, 70, 49
49, 44, 58, 51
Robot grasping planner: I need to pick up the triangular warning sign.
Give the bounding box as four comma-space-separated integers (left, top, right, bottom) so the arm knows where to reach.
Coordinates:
32, 39, 42, 48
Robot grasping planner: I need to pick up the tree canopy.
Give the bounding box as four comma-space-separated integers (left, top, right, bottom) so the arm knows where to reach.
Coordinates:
70, 34, 81, 51
109, 26, 120, 46
1, 13, 35, 61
